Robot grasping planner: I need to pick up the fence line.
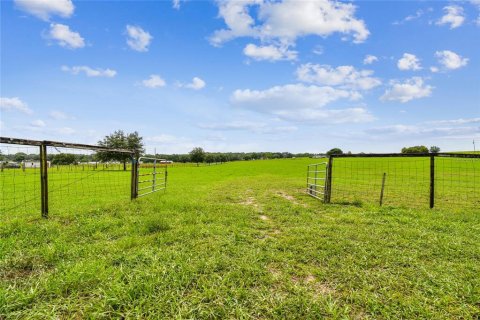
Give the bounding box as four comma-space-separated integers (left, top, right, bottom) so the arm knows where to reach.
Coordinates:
0, 137, 168, 218
307, 153, 479, 209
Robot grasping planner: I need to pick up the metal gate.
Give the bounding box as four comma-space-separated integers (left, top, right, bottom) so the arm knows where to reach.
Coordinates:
136, 157, 168, 198
306, 162, 328, 202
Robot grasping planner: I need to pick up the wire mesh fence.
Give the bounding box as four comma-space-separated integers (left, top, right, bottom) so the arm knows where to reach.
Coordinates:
1, 144, 42, 215
46, 146, 132, 214
307, 153, 479, 209
0, 137, 168, 218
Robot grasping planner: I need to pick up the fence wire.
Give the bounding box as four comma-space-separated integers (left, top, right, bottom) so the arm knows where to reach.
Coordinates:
46, 146, 131, 214
324, 155, 478, 209
0, 143, 132, 217
0, 144, 42, 215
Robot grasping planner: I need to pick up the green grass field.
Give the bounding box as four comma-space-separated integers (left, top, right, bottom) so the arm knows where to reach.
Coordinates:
1, 158, 479, 318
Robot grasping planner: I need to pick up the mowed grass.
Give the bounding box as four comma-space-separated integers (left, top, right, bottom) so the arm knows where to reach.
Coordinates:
1, 158, 479, 318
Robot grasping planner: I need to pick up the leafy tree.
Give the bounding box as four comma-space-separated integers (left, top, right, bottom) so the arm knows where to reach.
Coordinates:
97, 130, 144, 170
429, 146, 441, 153
401, 146, 429, 154
14, 152, 27, 162
52, 153, 76, 165
205, 153, 216, 164
326, 148, 343, 156
189, 147, 205, 165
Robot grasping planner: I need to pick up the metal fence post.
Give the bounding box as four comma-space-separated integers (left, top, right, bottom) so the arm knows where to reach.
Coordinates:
325, 156, 333, 203
430, 155, 435, 209
40, 143, 49, 218
131, 156, 138, 200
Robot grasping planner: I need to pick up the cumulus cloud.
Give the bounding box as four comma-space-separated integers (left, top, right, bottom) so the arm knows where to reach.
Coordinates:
47, 23, 85, 49
381, 77, 433, 103
61, 65, 117, 77
0, 97, 33, 114
434, 50, 468, 70
15, 0, 74, 21
142, 75, 166, 88
210, 0, 369, 57
363, 55, 378, 65
231, 83, 373, 123
178, 77, 206, 90
296, 64, 381, 90
397, 53, 422, 71
437, 5, 465, 29
243, 43, 297, 61
126, 25, 153, 52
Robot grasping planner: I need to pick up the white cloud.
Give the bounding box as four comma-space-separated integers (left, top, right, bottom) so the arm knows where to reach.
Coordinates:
231, 83, 373, 123
0, 97, 33, 114
397, 53, 422, 71
181, 77, 206, 90
427, 118, 480, 125
243, 43, 297, 61
430, 66, 440, 73
434, 50, 468, 70
199, 121, 297, 134
142, 75, 166, 88
126, 25, 152, 52
61, 65, 117, 77
49, 110, 75, 120
296, 64, 381, 90
436, 5, 465, 29
47, 23, 85, 49
363, 55, 378, 65
381, 77, 433, 103
172, 0, 181, 9
393, 8, 432, 25
210, 0, 369, 47
312, 45, 324, 55
30, 119, 46, 127
15, 0, 74, 21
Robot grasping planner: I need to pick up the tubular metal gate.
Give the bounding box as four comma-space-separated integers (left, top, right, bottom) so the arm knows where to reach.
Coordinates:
306, 162, 328, 202
135, 157, 168, 198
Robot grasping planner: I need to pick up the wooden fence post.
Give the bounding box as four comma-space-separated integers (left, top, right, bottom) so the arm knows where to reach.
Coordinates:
40, 143, 49, 218
325, 156, 333, 203
430, 155, 435, 209
131, 156, 138, 200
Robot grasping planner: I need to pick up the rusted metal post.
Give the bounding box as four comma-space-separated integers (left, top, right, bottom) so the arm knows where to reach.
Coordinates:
379, 173, 387, 206
40, 143, 49, 218
430, 155, 435, 208
325, 156, 333, 203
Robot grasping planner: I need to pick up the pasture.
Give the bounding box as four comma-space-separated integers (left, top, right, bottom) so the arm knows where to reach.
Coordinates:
1, 158, 479, 318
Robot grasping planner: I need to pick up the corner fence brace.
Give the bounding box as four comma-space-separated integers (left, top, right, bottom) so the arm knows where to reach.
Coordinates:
39, 143, 49, 218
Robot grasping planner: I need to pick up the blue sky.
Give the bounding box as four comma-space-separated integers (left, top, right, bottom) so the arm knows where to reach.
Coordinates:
1, 0, 479, 154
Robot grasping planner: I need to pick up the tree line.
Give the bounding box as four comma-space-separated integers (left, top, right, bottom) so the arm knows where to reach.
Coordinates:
0, 129, 443, 167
